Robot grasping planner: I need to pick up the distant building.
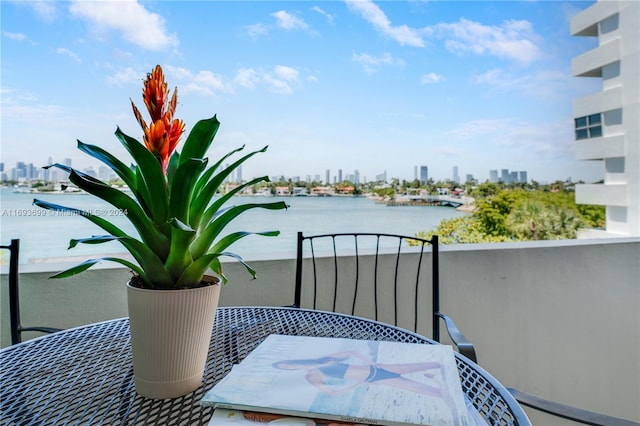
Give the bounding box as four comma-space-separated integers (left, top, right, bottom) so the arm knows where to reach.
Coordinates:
420, 166, 428, 184
489, 170, 498, 183
325, 169, 330, 185
275, 186, 290, 196
571, 0, 639, 237
338, 169, 343, 183
501, 169, 510, 183
83, 167, 97, 178
519, 171, 528, 183
453, 166, 460, 184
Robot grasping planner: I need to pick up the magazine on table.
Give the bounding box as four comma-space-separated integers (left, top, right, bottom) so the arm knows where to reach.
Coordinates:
201, 334, 474, 426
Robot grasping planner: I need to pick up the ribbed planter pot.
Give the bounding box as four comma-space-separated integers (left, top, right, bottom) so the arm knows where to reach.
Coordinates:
127, 276, 221, 399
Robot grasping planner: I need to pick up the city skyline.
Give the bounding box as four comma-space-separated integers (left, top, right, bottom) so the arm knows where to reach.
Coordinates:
1, 1, 602, 184
3, 156, 536, 185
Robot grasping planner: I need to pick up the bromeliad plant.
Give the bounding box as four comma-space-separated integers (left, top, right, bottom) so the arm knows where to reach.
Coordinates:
33, 65, 288, 290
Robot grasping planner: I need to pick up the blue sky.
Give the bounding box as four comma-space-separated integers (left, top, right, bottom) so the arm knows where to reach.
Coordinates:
1, 0, 601, 184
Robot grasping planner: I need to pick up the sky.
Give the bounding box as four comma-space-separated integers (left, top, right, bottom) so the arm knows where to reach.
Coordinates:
1, 0, 603, 184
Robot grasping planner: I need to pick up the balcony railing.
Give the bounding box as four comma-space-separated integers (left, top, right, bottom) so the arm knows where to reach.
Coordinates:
2, 237, 639, 424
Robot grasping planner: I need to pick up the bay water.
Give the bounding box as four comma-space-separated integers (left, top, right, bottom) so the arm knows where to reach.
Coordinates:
0, 187, 465, 265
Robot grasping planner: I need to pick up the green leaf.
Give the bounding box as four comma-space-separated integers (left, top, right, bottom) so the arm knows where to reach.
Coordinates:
69, 235, 120, 248
169, 157, 207, 224
65, 232, 173, 288
77, 140, 135, 188
208, 230, 280, 254
180, 115, 220, 165
33, 199, 128, 238
166, 150, 180, 189
196, 175, 271, 232
67, 169, 169, 259
175, 253, 223, 288
114, 127, 168, 224
191, 201, 288, 260
192, 146, 269, 230
49, 257, 143, 279
164, 218, 196, 282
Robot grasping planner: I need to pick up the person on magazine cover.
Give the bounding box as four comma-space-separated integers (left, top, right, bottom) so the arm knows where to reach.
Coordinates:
272, 350, 448, 398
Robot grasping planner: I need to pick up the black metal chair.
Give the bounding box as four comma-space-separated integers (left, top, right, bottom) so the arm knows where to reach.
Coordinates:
292, 232, 477, 363
1, 239, 62, 345
507, 388, 640, 426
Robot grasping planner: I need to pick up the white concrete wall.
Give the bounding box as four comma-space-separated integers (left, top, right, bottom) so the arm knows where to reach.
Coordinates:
2, 238, 639, 422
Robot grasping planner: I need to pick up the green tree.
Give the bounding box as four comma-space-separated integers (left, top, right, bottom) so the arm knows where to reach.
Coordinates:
471, 182, 501, 198
546, 206, 585, 239
576, 204, 605, 228
506, 200, 549, 240
414, 216, 510, 244
474, 190, 520, 237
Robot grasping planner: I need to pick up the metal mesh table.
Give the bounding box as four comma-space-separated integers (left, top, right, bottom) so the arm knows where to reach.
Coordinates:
1, 307, 530, 425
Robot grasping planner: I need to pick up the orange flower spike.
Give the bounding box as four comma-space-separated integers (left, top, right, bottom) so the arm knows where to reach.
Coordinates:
143, 65, 168, 122
166, 118, 185, 156
145, 120, 172, 170
131, 100, 148, 133
130, 65, 183, 172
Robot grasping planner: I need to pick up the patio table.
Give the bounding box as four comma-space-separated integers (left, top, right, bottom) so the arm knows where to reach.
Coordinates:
0, 307, 530, 425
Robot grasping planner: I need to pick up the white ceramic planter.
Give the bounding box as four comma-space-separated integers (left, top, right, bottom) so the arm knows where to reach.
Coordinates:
127, 277, 221, 399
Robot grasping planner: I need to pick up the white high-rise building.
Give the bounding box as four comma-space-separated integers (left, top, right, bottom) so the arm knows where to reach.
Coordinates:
571, 0, 639, 237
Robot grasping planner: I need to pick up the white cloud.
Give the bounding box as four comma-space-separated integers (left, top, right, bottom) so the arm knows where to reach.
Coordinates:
26, 1, 58, 22
474, 68, 571, 99
1, 87, 66, 121
159, 65, 304, 96
3, 31, 27, 41
68, 0, 178, 51
165, 66, 233, 96
234, 68, 261, 89
435, 18, 541, 64
346, 0, 424, 47
271, 10, 309, 31
274, 65, 299, 82
352, 52, 403, 74
446, 119, 511, 140
56, 47, 81, 63
263, 75, 294, 95
445, 118, 576, 160
264, 65, 302, 94
311, 6, 334, 25
106, 67, 141, 86
245, 23, 269, 39
420, 73, 444, 84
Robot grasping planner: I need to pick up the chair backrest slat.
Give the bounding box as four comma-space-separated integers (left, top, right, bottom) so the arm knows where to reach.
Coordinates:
294, 232, 441, 340
1, 239, 62, 345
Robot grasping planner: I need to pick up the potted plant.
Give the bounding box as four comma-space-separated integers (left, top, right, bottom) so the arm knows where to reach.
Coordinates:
33, 65, 288, 399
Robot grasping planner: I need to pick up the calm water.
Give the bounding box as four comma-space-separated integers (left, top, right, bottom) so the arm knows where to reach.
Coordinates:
0, 187, 465, 264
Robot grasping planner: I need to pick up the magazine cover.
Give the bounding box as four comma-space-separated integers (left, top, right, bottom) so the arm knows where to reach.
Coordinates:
201, 335, 471, 426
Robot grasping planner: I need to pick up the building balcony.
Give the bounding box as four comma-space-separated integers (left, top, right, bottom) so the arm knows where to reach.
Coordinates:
573, 85, 622, 118
576, 183, 627, 206
570, 0, 619, 37
2, 238, 639, 424
572, 38, 620, 77
574, 134, 625, 160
